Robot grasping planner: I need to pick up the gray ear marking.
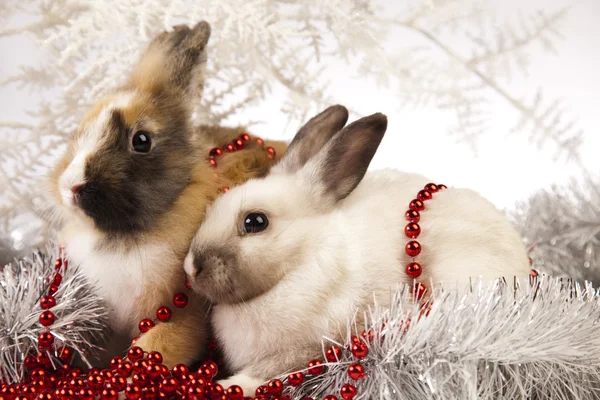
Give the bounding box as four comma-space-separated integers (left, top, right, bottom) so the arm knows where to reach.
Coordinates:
316, 112, 388, 201
276, 105, 349, 173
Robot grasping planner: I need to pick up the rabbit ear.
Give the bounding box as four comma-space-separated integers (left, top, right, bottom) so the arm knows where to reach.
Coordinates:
126, 21, 211, 105
304, 113, 387, 203
274, 105, 349, 174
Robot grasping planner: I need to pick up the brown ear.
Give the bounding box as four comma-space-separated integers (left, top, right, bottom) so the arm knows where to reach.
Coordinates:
306, 113, 387, 202
126, 21, 211, 102
274, 105, 349, 174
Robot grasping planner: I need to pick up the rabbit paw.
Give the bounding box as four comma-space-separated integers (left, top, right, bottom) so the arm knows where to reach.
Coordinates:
218, 373, 264, 398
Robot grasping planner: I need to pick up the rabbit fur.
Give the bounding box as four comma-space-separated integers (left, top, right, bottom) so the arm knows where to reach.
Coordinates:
48, 22, 287, 367
184, 105, 531, 393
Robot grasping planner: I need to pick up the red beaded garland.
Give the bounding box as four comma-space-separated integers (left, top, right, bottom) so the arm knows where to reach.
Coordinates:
38, 332, 54, 348
405, 209, 420, 223
409, 199, 425, 211
351, 341, 369, 359
156, 306, 172, 322
324, 396, 338, 400
340, 384, 357, 400
307, 360, 324, 375
412, 283, 427, 300
226, 385, 244, 400
405, 241, 421, 257
138, 319, 154, 333
209, 147, 223, 157
404, 223, 421, 239
347, 363, 365, 380
267, 379, 283, 395
287, 372, 304, 386
39, 311, 55, 327
240, 133, 251, 141
224, 143, 236, 153
417, 190, 432, 202
425, 183, 439, 193
325, 346, 342, 362
209, 158, 218, 168
173, 292, 188, 308
406, 262, 422, 278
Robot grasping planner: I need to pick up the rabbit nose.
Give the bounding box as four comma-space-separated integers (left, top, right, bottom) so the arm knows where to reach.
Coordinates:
70, 184, 83, 194
183, 252, 202, 277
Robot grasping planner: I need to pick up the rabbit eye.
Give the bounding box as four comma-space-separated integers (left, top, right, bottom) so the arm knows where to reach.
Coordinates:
244, 212, 269, 234
132, 131, 152, 153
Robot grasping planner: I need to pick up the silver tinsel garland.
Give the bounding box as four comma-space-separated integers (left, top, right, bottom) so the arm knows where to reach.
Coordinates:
0, 249, 108, 383
512, 178, 600, 286
283, 277, 600, 400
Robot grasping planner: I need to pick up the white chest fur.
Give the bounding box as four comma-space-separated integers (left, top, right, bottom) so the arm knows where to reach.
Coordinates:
61, 224, 171, 334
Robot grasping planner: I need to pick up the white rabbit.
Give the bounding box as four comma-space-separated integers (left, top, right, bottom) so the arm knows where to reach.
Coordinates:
184, 105, 531, 395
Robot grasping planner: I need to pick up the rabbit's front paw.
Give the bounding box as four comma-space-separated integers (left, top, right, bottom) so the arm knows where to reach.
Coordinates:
218, 373, 264, 398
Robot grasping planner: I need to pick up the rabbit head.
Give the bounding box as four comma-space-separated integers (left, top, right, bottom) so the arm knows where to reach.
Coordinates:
50, 22, 211, 234
185, 105, 388, 304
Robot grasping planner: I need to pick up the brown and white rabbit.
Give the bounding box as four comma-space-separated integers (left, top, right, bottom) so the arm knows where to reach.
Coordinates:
184, 105, 531, 393
49, 21, 286, 367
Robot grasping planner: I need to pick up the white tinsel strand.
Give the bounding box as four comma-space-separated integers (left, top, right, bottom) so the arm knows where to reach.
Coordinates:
0, 248, 108, 383
283, 277, 600, 400
511, 177, 600, 286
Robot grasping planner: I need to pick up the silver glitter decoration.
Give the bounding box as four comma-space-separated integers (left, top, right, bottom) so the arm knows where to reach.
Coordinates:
511, 177, 600, 285
284, 278, 600, 400
0, 248, 108, 383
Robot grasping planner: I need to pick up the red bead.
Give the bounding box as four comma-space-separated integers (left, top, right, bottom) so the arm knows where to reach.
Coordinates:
438, 184, 448, 190
226, 385, 244, 400
409, 199, 425, 211
404, 223, 421, 239
240, 133, 251, 142
138, 318, 154, 333
266, 146, 276, 159
424, 183, 438, 193
417, 190, 432, 202
209, 157, 218, 168
24, 355, 38, 370
80, 388, 94, 400
125, 383, 142, 400
323, 396, 337, 400
255, 386, 269, 397
55, 259, 62, 269
159, 377, 177, 393
530, 269, 538, 278
38, 332, 54, 348
171, 364, 189, 377
100, 369, 114, 381
101, 388, 118, 400
405, 241, 422, 257
128, 346, 144, 361
133, 359, 149, 373
132, 371, 148, 386
287, 372, 304, 386
1, 385, 16, 399
267, 379, 283, 395
340, 384, 357, 400
68, 367, 82, 378
87, 374, 103, 389
117, 361, 133, 377
405, 209, 420, 223
351, 341, 368, 359
52, 273, 62, 286
233, 139, 245, 150
57, 347, 72, 363
256, 138, 264, 145
147, 351, 163, 364
412, 283, 427, 300
210, 383, 224, 399
110, 376, 127, 391
347, 363, 365, 380
39, 311, 55, 327
110, 356, 123, 370
196, 366, 212, 380
48, 284, 59, 296
307, 360, 324, 375
146, 363, 163, 381
361, 329, 375, 343
187, 384, 205, 399
406, 262, 422, 278
209, 147, 224, 158
325, 346, 342, 362
204, 360, 219, 377
208, 340, 218, 352
37, 352, 50, 366
224, 143, 236, 153
173, 292, 188, 308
